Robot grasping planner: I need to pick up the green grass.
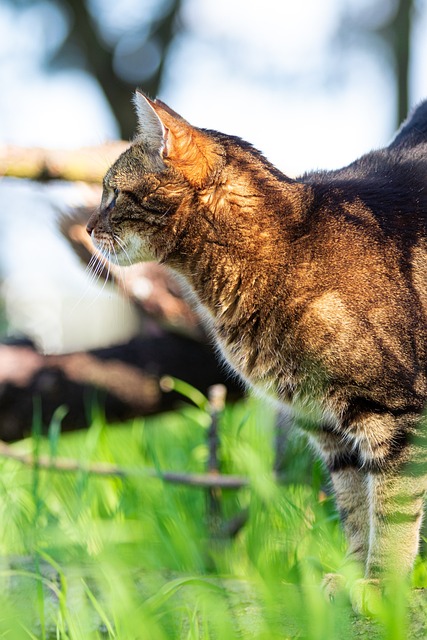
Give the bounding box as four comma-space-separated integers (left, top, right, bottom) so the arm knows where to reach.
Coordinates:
0, 393, 425, 639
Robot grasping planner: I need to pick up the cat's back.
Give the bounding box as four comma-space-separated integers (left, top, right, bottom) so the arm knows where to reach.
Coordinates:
390, 99, 427, 150
301, 100, 427, 247
289, 107, 427, 385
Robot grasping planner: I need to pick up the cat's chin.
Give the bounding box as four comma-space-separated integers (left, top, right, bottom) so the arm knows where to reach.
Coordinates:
91, 233, 155, 267
112, 234, 156, 266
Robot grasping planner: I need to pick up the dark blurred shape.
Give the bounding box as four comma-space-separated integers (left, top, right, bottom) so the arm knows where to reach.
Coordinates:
339, 0, 415, 126
8, 0, 184, 138
387, 0, 413, 126
0, 336, 243, 441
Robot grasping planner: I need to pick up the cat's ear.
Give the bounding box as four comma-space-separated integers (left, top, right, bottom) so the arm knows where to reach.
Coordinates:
133, 90, 169, 155
134, 91, 224, 188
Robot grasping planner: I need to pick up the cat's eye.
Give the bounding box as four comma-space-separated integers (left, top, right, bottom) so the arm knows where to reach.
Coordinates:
102, 185, 119, 211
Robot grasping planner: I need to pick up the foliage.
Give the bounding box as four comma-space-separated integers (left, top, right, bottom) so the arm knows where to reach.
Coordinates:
0, 394, 425, 639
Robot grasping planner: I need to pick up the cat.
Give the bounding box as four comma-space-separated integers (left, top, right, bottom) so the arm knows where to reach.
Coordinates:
87, 91, 427, 610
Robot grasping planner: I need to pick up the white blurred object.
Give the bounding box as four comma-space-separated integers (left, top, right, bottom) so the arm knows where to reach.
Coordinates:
0, 179, 139, 354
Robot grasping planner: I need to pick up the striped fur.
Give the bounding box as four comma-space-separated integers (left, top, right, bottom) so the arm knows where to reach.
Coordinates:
87, 94, 427, 583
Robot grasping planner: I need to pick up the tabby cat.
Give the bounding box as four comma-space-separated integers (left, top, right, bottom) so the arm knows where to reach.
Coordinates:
87, 92, 427, 609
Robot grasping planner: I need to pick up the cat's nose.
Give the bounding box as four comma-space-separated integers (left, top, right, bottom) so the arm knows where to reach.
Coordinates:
86, 211, 98, 236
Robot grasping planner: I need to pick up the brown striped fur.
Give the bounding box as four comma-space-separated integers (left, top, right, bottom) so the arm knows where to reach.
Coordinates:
87, 93, 427, 589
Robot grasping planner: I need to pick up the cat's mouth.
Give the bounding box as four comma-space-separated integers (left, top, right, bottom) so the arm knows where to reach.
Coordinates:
88, 226, 156, 267
91, 233, 128, 266
86, 211, 130, 266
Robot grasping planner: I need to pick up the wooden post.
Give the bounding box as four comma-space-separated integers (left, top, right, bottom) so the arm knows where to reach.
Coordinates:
273, 410, 291, 473
206, 384, 227, 536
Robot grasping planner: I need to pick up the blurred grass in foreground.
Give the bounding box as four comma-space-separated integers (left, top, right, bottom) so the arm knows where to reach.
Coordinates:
0, 393, 425, 639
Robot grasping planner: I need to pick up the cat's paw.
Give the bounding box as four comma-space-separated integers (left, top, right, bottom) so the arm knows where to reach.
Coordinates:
321, 573, 346, 602
350, 578, 382, 616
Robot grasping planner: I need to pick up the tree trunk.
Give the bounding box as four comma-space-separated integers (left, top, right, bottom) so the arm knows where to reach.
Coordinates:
393, 0, 413, 125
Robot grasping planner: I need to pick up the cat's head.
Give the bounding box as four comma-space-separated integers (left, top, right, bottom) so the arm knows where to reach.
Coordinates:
86, 91, 226, 265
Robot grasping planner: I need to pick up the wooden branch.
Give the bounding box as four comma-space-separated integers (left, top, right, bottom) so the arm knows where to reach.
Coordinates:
0, 439, 249, 489
0, 142, 128, 183
0, 337, 243, 441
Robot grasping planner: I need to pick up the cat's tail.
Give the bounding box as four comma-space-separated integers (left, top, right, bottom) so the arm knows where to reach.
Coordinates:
390, 100, 427, 149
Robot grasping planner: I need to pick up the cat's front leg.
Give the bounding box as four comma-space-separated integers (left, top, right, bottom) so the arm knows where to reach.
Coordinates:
349, 414, 427, 615
366, 464, 426, 578
330, 466, 370, 566
349, 455, 425, 617
308, 430, 369, 601
322, 465, 370, 602
363, 412, 427, 579
309, 430, 370, 566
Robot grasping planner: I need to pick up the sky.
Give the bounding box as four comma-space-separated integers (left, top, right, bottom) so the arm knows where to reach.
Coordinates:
0, 0, 427, 352
1, 0, 426, 173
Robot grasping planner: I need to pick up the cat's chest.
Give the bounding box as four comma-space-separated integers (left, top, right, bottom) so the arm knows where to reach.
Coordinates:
186, 273, 338, 413
213, 315, 312, 398
215, 325, 336, 430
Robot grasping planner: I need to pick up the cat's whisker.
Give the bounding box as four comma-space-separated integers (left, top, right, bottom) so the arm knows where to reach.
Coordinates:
111, 238, 131, 303
84, 253, 104, 287
84, 254, 103, 284
89, 255, 106, 286
82, 253, 98, 278
105, 242, 134, 323
160, 204, 173, 220
84, 249, 113, 310
111, 235, 135, 308
69, 254, 108, 314
86, 253, 98, 270
113, 234, 133, 267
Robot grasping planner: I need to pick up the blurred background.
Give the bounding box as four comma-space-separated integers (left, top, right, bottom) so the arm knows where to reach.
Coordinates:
1, 0, 427, 164
0, 0, 426, 434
